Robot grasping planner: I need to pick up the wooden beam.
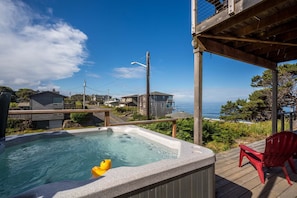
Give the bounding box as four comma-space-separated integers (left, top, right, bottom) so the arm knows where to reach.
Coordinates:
9, 109, 112, 127
197, 37, 276, 69
8, 109, 110, 114
264, 20, 297, 39
268, 47, 297, 63
198, 34, 297, 47
231, 21, 297, 50
235, 4, 297, 36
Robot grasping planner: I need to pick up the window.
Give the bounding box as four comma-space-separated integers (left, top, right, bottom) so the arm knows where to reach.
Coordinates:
53, 97, 63, 104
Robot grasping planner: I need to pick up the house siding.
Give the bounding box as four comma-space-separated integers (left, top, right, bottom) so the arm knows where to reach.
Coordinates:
30, 91, 65, 128
139, 92, 174, 118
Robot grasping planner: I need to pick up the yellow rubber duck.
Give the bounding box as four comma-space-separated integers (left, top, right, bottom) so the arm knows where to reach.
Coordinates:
91, 159, 112, 178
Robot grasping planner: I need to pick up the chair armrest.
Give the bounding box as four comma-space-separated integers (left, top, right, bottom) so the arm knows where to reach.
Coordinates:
239, 144, 264, 160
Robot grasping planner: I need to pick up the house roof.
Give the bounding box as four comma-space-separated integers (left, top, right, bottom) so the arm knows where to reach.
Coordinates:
104, 100, 119, 104
195, 0, 297, 69
121, 94, 138, 98
149, 91, 173, 96
30, 91, 66, 98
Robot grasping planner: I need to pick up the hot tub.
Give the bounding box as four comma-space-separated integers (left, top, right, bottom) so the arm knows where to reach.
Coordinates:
6, 125, 215, 198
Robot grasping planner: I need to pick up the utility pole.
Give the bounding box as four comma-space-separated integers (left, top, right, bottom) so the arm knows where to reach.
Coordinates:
131, 51, 150, 120
83, 80, 86, 109
146, 51, 150, 120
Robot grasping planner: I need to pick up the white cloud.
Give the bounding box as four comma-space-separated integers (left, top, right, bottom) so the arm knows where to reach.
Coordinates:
37, 83, 60, 92
113, 66, 146, 78
0, 0, 88, 90
87, 73, 101, 78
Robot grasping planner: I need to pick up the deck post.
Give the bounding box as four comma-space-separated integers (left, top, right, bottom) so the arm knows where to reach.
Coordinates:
192, 0, 203, 145
272, 68, 278, 134
193, 42, 203, 145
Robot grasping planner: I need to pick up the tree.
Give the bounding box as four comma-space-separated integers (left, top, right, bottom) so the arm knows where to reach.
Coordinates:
220, 99, 248, 121
247, 89, 272, 121
221, 63, 297, 122
251, 63, 297, 115
15, 88, 37, 102
0, 86, 16, 102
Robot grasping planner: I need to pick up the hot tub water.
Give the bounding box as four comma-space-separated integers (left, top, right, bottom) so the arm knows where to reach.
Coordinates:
0, 130, 177, 197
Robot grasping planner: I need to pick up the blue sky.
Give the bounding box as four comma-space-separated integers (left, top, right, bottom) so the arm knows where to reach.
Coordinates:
0, 0, 266, 106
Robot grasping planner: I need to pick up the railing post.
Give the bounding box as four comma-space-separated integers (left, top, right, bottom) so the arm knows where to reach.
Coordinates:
172, 120, 177, 138
104, 111, 110, 127
289, 112, 293, 131
281, 113, 285, 132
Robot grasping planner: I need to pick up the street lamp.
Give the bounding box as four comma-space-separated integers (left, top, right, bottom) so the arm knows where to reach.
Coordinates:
131, 51, 150, 120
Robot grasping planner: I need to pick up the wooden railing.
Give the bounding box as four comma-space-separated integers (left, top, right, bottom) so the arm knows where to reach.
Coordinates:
8, 109, 178, 137
279, 111, 296, 132
9, 109, 111, 127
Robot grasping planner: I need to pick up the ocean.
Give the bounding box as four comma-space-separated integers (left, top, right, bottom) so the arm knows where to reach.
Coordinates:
174, 102, 223, 119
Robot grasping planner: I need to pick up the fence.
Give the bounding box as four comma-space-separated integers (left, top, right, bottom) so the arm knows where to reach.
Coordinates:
279, 111, 296, 132
8, 109, 177, 137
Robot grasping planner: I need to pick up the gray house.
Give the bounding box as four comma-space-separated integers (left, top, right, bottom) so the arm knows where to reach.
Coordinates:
139, 91, 174, 118
30, 91, 66, 129
119, 94, 138, 107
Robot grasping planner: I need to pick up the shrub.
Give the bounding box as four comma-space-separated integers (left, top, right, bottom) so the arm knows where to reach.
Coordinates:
131, 113, 146, 121
70, 113, 88, 123
115, 107, 127, 113
6, 118, 32, 134
75, 101, 83, 109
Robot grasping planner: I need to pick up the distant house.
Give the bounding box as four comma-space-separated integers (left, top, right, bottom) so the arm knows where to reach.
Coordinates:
119, 94, 138, 107
104, 98, 120, 107
17, 102, 30, 110
30, 91, 66, 129
92, 94, 111, 104
139, 91, 174, 118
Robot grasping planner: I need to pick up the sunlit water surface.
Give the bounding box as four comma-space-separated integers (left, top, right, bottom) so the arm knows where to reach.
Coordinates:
0, 131, 177, 197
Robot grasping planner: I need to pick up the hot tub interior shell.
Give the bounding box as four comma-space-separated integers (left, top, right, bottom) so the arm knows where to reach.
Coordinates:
3, 126, 215, 198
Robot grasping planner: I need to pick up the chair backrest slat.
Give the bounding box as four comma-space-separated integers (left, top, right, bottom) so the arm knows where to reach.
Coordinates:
264, 132, 297, 166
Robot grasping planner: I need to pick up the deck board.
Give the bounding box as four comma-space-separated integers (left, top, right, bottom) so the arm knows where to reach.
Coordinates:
215, 139, 297, 198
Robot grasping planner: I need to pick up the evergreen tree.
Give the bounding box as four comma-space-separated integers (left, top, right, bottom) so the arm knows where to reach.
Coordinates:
15, 88, 37, 102
220, 63, 297, 121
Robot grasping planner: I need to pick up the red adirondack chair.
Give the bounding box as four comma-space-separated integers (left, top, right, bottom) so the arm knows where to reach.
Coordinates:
239, 131, 297, 185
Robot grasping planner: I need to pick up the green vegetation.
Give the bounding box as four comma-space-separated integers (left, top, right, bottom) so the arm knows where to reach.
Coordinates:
143, 117, 290, 153
70, 113, 89, 123
111, 106, 144, 121
5, 118, 39, 136
75, 101, 83, 109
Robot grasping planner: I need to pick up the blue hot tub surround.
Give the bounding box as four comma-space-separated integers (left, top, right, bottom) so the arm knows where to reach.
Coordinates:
6, 125, 215, 198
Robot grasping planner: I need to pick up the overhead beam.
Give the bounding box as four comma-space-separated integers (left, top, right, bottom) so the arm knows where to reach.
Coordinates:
198, 34, 297, 47
268, 47, 297, 63
235, 4, 297, 36
196, 0, 287, 34
265, 20, 297, 38
197, 37, 276, 69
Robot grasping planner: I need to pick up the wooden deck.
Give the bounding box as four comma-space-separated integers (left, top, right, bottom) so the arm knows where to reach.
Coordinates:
215, 140, 297, 198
